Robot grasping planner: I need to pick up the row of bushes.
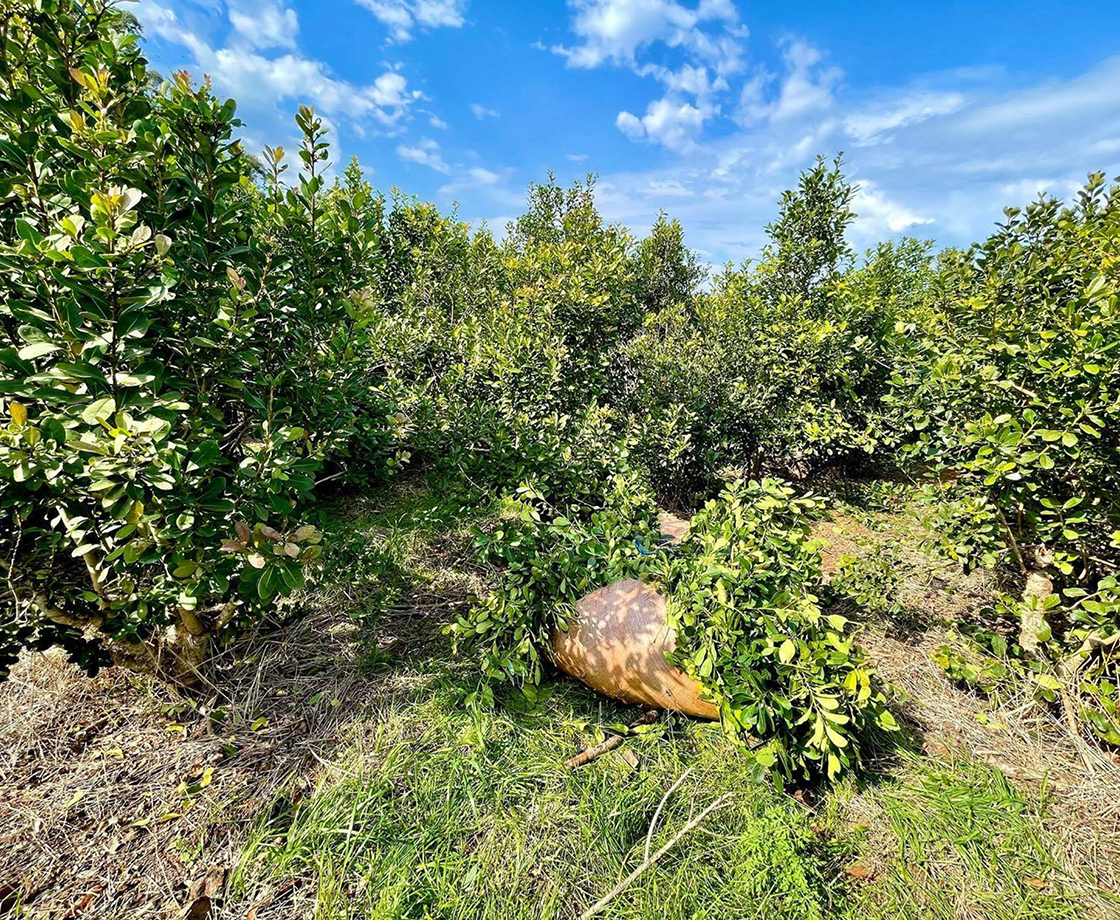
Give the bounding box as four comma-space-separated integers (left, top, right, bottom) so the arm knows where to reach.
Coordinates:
2, 1, 1118, 778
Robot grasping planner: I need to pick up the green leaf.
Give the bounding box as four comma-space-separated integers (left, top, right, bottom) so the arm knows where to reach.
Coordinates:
17, 341, 60, 359
15, 218, 43, 245
258, 566, 278, 601
114, 373, 154, 387
40, 417, 66, 444
1035, 674, 1063, 691
81, 397, 116, 425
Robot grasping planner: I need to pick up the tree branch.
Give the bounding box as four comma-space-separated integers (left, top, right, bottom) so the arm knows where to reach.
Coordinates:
565, 709, 660, 769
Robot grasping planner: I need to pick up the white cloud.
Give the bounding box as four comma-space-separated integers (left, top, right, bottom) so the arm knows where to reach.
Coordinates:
356, 0, 468, 42
567, 152, 589, 161
428, 114, 448, 129
617, 96, 711, 152
470, 103, 500, 119
557, 0, 744, 153
437, 166, 524, 212
654, 63, 727, 99
178, 39, 416, 126
644, 178, 693, 196
397, 137, 451, 172
844, 91, 966, 144
554, 0, 743, 75
853, 179, 932, 233
519, 72, 1114, 268
135, 0, 182, 41
772, 41, 840, 120
616, 110, 644, 139
133, 0, 420, 170
954, 56, 1120, 135
736, 39, 840, 125
592, 52, 1120, 266
997, 177, 1063, 201
467, 166, 501, 185
228, 0, 298, 50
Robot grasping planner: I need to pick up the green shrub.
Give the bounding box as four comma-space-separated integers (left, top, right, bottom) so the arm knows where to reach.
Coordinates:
449, 468, 661, 685
0, 1, 394, 681
890, 179, 1120, 577
661, 480, 895, 782
408, 176, 652, 509
621, 160, 923, 507
454, 478, 896, 782
887, 175, 1120, 741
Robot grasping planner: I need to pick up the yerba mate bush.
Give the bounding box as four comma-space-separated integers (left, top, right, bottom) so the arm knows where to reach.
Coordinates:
410, 177, 651, 509
620, 159, 912, 505
888, 176, 1120, 745
661, 480, 895, 783
0, 1, 400, 680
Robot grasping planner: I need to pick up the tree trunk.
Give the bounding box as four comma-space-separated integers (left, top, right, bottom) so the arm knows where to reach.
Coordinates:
164, 607, 212, 686
1018, 571, 1054, 656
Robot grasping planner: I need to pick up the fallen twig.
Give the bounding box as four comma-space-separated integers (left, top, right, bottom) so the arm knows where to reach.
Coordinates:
565, 709, 660, 769
579, 792, 736, 919
643, 766, 694, 863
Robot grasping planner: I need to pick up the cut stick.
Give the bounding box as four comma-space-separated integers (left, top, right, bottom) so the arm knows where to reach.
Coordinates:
644, 766, 694, 863
579, 792, 736, 920
565, 709, 660, 769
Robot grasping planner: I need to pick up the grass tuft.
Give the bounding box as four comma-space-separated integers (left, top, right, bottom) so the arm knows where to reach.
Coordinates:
850, 755, 1085, 920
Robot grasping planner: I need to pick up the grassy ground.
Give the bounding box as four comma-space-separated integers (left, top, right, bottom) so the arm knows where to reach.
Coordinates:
219, 476, 1102, 920
231, 664, 848, 920
2, 472, 1116, 919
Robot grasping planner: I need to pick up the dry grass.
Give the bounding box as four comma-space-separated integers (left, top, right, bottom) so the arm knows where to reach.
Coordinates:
0, 479, 489, 920
813, 493, 1120, 918
0, 650, 245, 918
0, 597, 444, 920
860, 628, 1120, 916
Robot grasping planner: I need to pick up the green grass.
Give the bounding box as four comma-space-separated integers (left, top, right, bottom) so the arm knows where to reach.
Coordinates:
232, 663, 849, 920
224, 474, 1090, 920
848, 756, 1084, 920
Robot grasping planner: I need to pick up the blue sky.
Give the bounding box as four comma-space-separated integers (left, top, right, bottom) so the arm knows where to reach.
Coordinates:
134, 0, 1120, 267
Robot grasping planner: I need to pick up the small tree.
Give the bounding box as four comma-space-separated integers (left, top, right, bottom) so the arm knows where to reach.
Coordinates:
889, 176, 1120, 743
760, 154, 855, 310
635, 212, 706, 316
621, 157, 907, 502
0, 1, 398, 682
